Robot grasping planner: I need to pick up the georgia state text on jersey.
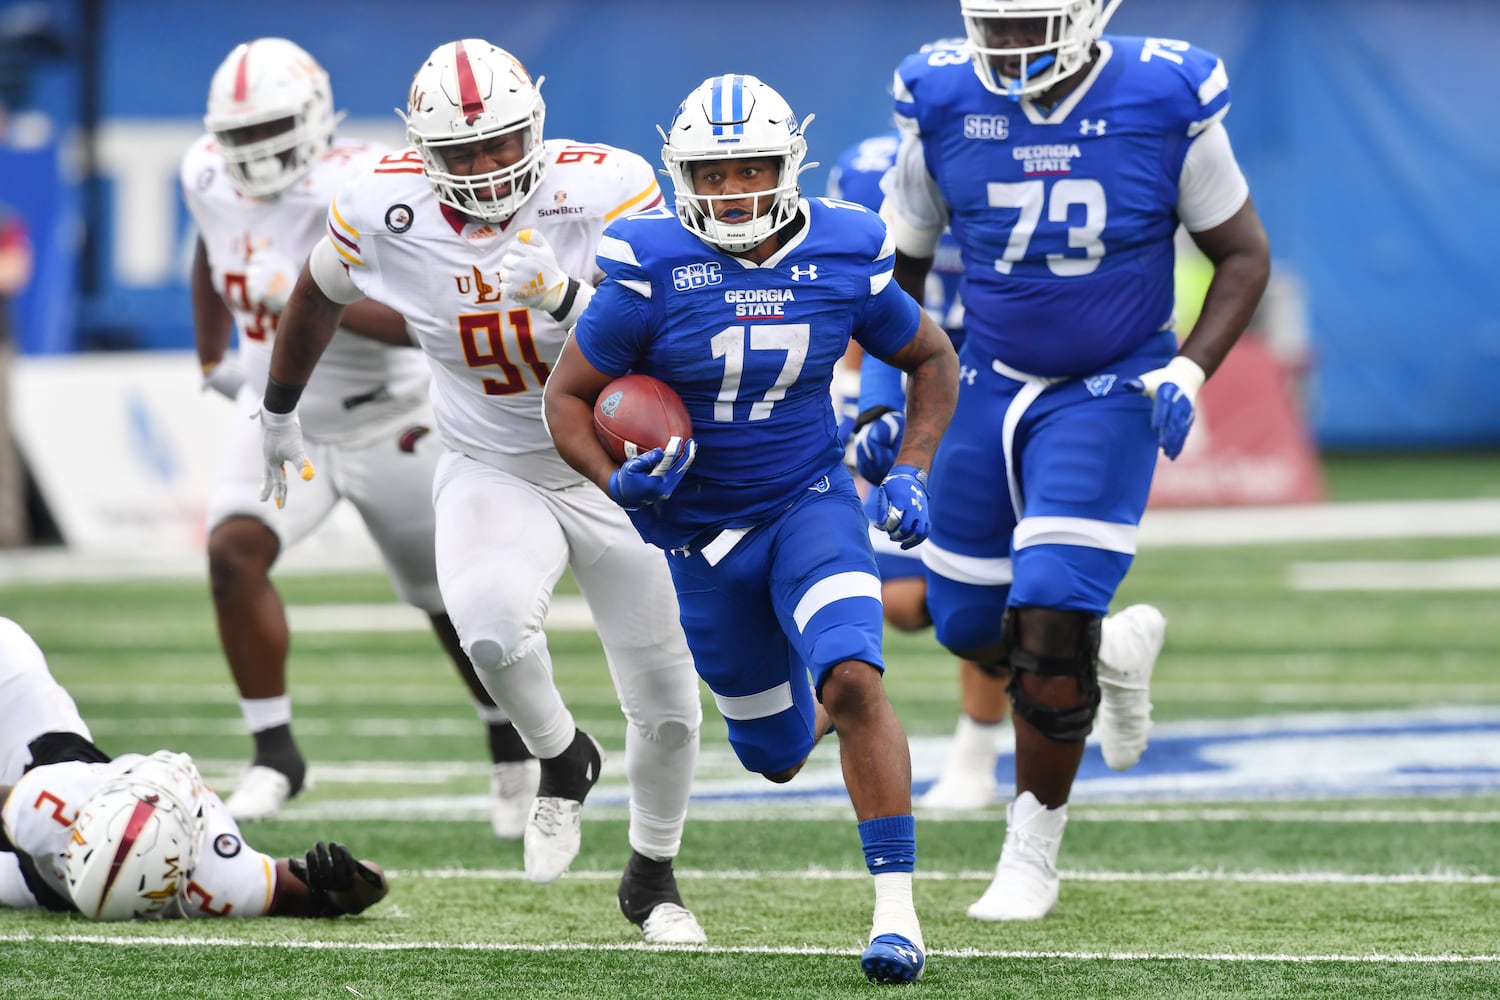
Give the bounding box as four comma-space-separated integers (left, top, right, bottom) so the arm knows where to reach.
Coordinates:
180, 136, 429, 438
574, 198, 922, 549
322, 139, 662, 469
892, 35, 1232, 376
1, 756, 276, 917
829, 130, 965, 339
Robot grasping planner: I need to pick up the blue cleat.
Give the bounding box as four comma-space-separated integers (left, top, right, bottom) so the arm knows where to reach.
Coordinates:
862, 933, 925, 984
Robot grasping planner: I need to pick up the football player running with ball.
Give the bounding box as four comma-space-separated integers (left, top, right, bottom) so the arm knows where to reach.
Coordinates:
884, 1, 1269, 921
185, 37, 538, 834
544, 74, 957, 984
257, 39, 705, 944
0, 617, 388, 921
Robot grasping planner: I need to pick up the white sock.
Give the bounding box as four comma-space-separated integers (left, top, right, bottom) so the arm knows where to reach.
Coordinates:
240, 695, 291, 734
871, 872, 923, 948
948, 714, 1003, 773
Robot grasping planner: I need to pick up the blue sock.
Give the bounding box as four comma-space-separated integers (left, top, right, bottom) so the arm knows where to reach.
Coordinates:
858, 814, 916, 874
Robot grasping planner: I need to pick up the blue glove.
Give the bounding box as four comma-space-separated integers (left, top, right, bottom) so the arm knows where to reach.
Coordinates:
1122, 356, 1206, 461
607, 436, 697, 510
871, 464, 931, 550
853, 410, 904, 484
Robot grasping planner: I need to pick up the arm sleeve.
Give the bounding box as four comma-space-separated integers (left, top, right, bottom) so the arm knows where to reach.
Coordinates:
857, 353, 907, 415
1176, 120, 1251, 233
879, 133, 948, 258
308, 236, 367, 305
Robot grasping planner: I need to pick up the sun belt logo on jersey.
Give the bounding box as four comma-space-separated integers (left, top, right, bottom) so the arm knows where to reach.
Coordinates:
964, 114, 1009, 140
673, 262, 723, 291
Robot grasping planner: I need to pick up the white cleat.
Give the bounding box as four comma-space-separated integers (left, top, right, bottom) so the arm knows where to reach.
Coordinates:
967, 791, 1067, 922
489, 759, 540, 840
1097, 604, 1168, 771
639, 902, 708, 944
225, 765, 299, 821
523, 734, 603, 884
524, 796, 583, 884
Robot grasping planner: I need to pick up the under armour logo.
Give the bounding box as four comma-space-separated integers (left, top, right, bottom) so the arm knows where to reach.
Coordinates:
790, 264, 819, 281
1084, 374, 1117, 397
959, 364, 978, 386
1080, 119, 1108, 136
807, 476, 831, 493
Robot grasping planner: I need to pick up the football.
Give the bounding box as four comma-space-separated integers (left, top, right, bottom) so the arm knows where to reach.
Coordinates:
593, 373, 693, 464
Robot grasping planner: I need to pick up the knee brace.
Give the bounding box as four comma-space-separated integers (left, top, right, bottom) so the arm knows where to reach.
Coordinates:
1003, 609, 1102, 743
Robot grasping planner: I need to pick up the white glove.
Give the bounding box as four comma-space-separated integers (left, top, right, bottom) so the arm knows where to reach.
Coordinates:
258, 408, 314, 509
1122, 355, 1207, 461
201, 359, 244, 401
501, 229, 593, 326
245, 247, 297, 315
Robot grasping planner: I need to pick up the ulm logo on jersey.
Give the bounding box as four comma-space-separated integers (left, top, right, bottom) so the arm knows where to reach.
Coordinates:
964, 114, 1009, 140
454, 266, 505, 303
673, 262, 723, 291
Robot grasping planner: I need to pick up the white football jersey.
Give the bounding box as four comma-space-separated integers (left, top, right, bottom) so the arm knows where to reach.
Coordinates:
322, 139, 663, 467
181, 135, 430, 439
1, 756, 276, 918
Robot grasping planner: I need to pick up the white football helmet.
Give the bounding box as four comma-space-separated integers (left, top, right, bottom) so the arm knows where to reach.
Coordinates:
961, 0, 1122, 100
403, 39, 546, 223
64, 751, 207, 921
203, 37, 337, 198
659, 74, 814, 253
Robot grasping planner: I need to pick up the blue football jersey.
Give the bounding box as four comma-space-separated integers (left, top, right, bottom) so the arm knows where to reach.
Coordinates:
893, 35, 1232, 377
575, 199, 922, 547
830, 130, 968, 416
829, 129, 965, 339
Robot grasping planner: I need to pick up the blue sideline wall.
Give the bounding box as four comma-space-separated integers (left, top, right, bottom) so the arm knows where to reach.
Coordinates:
3, 0, 1497, 448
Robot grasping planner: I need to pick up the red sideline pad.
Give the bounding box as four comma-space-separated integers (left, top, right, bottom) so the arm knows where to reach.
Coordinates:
1148, 336, 1326, 508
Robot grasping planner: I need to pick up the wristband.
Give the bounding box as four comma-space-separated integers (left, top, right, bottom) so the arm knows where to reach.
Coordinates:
263, 375, 306, 415
548, 278, 581, 324
852, 406, 896, 434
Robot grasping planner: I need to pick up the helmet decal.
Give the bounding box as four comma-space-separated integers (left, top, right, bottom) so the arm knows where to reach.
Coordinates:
452, 40, 486, 124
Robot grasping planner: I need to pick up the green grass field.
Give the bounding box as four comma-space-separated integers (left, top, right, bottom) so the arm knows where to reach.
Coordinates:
2, 454, 1498, 998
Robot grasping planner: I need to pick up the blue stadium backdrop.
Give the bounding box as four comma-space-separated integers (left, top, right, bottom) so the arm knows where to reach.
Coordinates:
1, 0, 1497, 448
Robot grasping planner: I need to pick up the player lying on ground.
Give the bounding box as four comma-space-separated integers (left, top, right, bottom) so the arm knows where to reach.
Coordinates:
0, 616, 387, 920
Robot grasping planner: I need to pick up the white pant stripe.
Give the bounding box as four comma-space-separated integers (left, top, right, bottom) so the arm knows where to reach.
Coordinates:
1014, 516, 1139, 554
791, 571, 882, 632
919, 540, 1014, 587
713, 682, 794, 721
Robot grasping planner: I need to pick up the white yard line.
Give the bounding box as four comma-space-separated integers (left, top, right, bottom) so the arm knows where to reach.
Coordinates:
1, 932, 1494, 963
3, 498, 1496, 587
391, 867, 1500, 885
